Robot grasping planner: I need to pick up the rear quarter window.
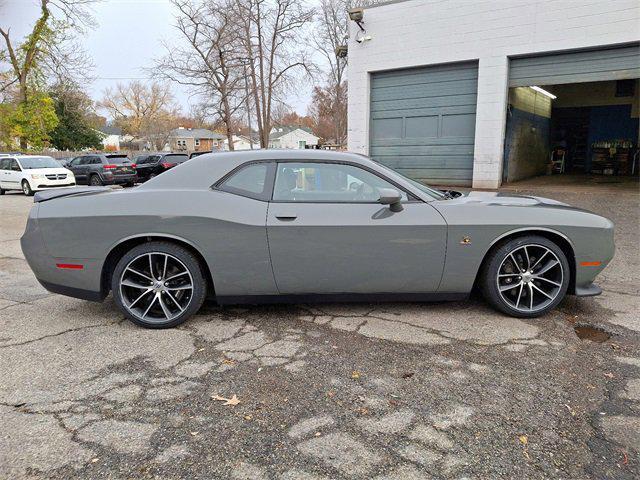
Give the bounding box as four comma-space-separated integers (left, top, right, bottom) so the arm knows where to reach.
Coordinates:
217, 162, 274, 201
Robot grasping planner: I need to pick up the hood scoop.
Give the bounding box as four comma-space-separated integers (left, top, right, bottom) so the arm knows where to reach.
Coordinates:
451, 191, 569, 207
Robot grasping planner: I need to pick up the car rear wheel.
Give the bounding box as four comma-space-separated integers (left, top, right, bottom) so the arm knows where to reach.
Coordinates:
0, 187, 5, 195
21, 180, 34, 196
481, 235, 570, 318
112, 242, 207, 328
89, 174, 103, 186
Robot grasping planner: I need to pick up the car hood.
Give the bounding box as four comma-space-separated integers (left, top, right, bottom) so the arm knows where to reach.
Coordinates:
23, 167, 73, 176
443, 191, 571, 208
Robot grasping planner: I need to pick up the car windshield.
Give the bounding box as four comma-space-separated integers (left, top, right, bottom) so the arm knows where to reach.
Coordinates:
164, 154, 188, 164
18, 157, 60, 169
368, 159, 446, 199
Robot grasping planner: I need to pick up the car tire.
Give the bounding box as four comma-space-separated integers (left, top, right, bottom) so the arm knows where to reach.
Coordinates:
123, 182, 134, 188
21, 180, 34, 196
0, 187, 5, 195
481, 235, 570, 318
111, 241, 207, 329
89, 174, 103, 186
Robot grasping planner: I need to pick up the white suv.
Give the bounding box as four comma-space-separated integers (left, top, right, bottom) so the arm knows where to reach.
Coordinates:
0, 155, 76, 196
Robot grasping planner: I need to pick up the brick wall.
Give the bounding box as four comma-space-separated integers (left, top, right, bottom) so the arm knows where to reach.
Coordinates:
347, 0, 640, 188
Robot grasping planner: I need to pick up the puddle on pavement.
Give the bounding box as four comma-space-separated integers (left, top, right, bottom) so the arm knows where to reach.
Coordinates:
574, 324, 611, 343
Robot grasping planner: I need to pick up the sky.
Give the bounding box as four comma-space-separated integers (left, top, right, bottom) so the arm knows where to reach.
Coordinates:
1, 0, 315, 119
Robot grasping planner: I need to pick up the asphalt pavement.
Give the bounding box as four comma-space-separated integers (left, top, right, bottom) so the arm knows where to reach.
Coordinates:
0, 178, 638, 479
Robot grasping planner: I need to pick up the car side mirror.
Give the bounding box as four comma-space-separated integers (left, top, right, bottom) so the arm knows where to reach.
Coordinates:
378, 188, 403, 212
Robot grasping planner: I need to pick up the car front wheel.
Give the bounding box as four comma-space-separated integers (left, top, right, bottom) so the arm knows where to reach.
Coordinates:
481, 235, 570, 318
22, 180, 34, 196
112, 241, 207, 328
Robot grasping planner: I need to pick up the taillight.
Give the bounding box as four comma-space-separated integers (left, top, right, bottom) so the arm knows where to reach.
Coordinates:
161, 163, 176, 168
131, 164, 137, 168
103, 164, 117, 169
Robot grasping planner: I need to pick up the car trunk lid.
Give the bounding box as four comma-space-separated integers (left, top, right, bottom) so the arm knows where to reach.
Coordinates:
34, 186, 112, 203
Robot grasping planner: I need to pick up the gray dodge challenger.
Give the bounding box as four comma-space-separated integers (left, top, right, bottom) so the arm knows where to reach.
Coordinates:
21, 150, 614, 328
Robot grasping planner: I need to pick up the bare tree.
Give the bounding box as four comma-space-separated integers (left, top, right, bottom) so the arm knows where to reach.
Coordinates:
100, 81, 178, 147
0, 0, 96, 100
233, 0, 315, 148
0, 0, 97, 147
155, 0, 246, 150
313, 0, 348, 146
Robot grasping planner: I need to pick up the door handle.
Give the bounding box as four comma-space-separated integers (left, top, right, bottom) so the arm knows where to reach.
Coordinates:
275, 214, 297, 221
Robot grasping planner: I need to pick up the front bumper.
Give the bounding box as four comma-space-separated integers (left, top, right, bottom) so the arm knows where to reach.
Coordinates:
34, 183, 76, 191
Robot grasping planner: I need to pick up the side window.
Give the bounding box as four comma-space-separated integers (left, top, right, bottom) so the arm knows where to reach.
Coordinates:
78, 157, 91, 165
91, 157, 102, 165
11, 160, 21, 171
0, 159, 8, 170
218, 163, 272, 201
272, 162, 408, 203
68, 157, 81, 166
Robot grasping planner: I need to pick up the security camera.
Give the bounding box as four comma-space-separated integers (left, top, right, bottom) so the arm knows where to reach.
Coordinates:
355, 31, 372, 44
348, 8, 364, 22
335, 45, 348, 58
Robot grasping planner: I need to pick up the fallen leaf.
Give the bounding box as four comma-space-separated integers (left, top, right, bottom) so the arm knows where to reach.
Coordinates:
190, 431, 199, 436
212, 394, 240, 406
351, 370, 361, 379
90, 458, 99, 463
622, 449, 628, 465
244, 415, 252, 421
222, 359, 235, 365
519, 435, 528, 445
401, 372, 415, 379
314, 432, 321, 437
604, 372, 614, 378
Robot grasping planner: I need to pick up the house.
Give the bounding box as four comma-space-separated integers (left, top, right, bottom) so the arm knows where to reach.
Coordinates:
223, 134, 257, 151
168, 127, 226, 152
98, 126, 122, 151
347, 0, 640, 188
268, 126, 319, 149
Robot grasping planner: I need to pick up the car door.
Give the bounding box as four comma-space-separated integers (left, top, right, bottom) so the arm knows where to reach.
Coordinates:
0, 159, 9, 189
6, 159, 23, 189
266, 161, 447, 295
68, 156, 86, 183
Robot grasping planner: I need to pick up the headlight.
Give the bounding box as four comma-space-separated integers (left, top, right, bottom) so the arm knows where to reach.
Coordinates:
30, 174, 43, 179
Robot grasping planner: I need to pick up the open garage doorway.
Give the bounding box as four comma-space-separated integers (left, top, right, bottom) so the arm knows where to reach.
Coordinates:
503, 44, 639, 186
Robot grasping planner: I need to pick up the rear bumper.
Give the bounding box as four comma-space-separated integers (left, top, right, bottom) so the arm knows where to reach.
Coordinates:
21, 205, 105, 301
38, 279, 105, 301
574, 282, 602, 297
102, 174, 138, 185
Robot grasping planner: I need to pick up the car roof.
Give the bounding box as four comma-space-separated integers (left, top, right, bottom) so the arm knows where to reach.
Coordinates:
137, 149, 387, 192
12, 155, 56, 159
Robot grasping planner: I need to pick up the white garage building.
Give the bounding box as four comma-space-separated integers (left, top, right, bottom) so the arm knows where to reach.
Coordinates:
347, 0, 640, 188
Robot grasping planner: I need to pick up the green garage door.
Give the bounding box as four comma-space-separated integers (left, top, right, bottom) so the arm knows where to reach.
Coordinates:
369, 61, 478, 186
509, 43, 640, 87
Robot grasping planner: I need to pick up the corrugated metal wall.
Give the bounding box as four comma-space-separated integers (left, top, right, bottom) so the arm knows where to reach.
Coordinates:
509, 43, 640, 87
369, 62, 478, 186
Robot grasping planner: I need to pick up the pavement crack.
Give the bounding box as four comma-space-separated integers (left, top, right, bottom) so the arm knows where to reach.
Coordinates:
0, 323, 111, 348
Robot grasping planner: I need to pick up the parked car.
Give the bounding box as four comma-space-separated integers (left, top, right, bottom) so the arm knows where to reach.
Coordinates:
135, 153, 189, 182
55, 157, 74, 167
67, 153, 137, 187
21, 150, 614, 329
0, 155, 75, 196
189, 151, 213, 159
